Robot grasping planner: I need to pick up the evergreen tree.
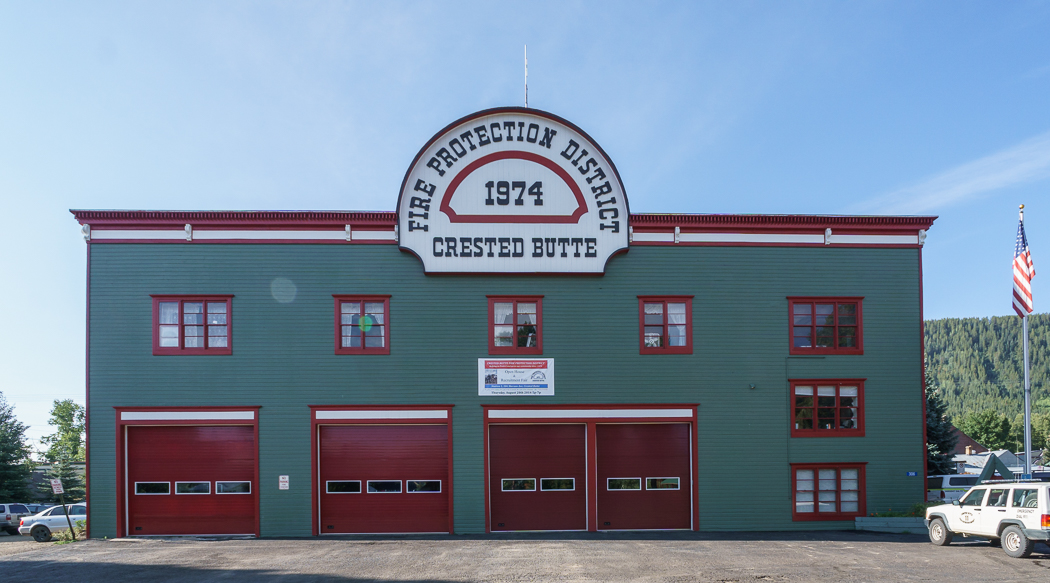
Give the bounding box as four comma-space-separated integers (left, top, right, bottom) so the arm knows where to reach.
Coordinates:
926, 361, 958, 475
0, 392, 34, 500
36, 399, 86, 503
957, 409, 1012, 450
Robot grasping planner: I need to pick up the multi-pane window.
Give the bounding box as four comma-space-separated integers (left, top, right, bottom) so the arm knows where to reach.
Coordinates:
334, 296, 390, 355
788, 298, 863, 355
152, 296, 232, 355
488, 296, 542, 354
638, 296, 693, 354
792, 464, 865, 521
791, 380, 865, 437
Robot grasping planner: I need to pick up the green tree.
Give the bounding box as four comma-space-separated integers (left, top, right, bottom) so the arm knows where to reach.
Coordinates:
39, 399, 85, 462
0, 392, 34, 500
957, 409, 1012, 451
36, 399, 86, 503
1008, 412, 1050, 454
926, 361, 958, 475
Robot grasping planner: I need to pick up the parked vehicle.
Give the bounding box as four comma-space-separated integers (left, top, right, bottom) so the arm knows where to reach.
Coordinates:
18, 504, 87, 542
927, 474, 980, 502
24, 504, 50, 514
925, 480, 1049, 558
0, 504, 33, 535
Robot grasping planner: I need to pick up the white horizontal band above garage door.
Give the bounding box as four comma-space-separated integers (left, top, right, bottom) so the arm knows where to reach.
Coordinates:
487, 409, 693, 419
193, 230, 346, 240
828, 234, 918, 245
315, 410, 448, 420
678, 233, 823, 244
91, 230, 397, 241
121, 411, 256, 421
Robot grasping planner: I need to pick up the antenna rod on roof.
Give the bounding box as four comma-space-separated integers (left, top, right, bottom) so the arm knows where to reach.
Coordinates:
524, 45, 528, 108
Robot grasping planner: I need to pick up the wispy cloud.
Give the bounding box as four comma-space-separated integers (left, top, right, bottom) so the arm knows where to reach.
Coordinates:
851, 130, 1050, 214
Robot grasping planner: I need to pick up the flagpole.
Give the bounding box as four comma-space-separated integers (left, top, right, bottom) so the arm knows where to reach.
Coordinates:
1020, 205, 1033, 479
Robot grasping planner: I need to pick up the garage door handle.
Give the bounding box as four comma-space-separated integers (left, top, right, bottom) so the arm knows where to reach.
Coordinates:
998, 509, 1006, 512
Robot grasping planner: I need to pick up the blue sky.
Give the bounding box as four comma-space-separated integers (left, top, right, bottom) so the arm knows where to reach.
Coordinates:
1, 1, 1048, 447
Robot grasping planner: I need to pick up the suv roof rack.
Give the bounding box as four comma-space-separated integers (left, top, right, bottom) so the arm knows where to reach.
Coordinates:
977, 478, 1046, 485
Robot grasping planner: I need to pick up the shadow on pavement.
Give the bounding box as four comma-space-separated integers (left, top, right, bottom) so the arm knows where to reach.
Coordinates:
0, 561, 458, 583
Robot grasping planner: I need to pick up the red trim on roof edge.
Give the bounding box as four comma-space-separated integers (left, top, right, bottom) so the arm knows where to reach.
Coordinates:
71, 210, 935, 232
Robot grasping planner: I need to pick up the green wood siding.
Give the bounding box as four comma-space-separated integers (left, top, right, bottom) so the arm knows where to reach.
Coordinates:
87, 243, 924, 536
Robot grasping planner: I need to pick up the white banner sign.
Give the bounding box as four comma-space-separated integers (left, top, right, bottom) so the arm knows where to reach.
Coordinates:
479, 358, 554, 396
398, 108, 629, 273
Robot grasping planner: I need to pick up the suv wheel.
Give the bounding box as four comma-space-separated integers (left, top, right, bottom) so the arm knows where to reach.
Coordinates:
928, 518, 953, 546
30, 526, 52, 543
1001, 525, 1034, 558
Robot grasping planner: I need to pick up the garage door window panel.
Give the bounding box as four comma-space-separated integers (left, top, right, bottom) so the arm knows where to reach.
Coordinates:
607, 478, 642, 490
791, 380, 864, 437
334, 296, 390, 355
175, 482, 211, 495
638, 296, 693, 354
216, 481, 251, 494
488, 296, 543, 354
792, 464, 865, 521
540, 478, 575, 491
367, 480, 402, 493
407, 480, 442, 493
135, 482, 170, 495
501, 478, 536, 491
788, 298, 863, 355
326, 481, 362, 494
646, 477, 680, 490
152, 296, 233, 355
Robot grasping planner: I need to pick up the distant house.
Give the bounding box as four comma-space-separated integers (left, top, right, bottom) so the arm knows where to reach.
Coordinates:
950, 427, 988, 456
953, 449, 1045, 476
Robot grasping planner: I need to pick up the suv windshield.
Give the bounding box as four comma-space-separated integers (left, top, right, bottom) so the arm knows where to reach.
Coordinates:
960, 488, 986, 506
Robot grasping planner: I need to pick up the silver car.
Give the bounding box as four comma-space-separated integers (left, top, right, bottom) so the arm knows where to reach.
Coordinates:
18, 504, 87, 542
0, 504, 32, 535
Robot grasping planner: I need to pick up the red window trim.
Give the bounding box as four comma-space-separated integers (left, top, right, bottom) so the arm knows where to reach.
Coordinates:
787, 297, 864, 355
790, 379, 866, 437
790, 462, 867, 522
151, 295, 233, 356
333, 295, 391, 355
637, 296, 694, 355
487, 296, 543, 355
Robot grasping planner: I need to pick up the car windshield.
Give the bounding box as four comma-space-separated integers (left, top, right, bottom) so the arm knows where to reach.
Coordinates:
960, 488, 986, 506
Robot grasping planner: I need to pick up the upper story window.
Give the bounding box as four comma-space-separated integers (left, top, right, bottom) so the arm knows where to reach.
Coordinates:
334, 295, 390, 355
152, 296, 233, 355
788, 297, 863, 355
791, 380, 865, 437
638, 296, 693, 354
791, 463, 865, 521
488, 296, 542, 354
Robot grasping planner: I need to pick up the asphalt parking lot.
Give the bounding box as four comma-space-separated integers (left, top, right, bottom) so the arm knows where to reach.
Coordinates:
1, 530, 1048, 582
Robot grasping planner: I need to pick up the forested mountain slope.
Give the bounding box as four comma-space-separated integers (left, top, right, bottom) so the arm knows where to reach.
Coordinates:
925, 313, 1049, 421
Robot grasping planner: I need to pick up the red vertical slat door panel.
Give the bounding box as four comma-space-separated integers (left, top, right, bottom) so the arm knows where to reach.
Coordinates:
596, 423, 691, 530
126, 425, 256, 535
319, 424, 448, 533
489, 424, 587, 531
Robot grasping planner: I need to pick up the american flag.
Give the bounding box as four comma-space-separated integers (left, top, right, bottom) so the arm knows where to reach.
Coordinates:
1013, 216, 1036, 316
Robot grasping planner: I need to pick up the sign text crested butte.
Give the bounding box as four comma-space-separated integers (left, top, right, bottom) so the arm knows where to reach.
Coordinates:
397, 108, 630, 273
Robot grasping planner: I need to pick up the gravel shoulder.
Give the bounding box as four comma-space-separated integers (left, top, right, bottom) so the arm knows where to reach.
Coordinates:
0, 531, 1048, 582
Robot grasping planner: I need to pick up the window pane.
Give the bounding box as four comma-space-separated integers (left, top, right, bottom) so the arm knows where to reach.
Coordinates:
364, 329, 385, 348
796, 480, 814, 492
643, 327, 663, 347
184, 328, 204, 347
793, 314, 813, 325
208, 325, 227, 337
517, 325, 537, 348
175, 482, 210, 494
839, 408, 857, 428
540, 478, 574, 491
796, 469, 814, 481
208, 313, 227, 325
494, 303, 513, 324
159, 302, 179, 324
841, 480, 859, 492
1013, 489, 1038, 508
183, 302, 203, 323
815, 303, 834, 316
795, 386, 814, 396
815, 328, 834, 346
840, 501, 859, 512
209, 336, 228, 348
501, 479, 536, 491
216, 481, 250, 494
794, 303, 812, 315
840, 469, 858, 480
817, 386, 836, 397
494, 325, 514, 346
838, 303, 856, 322
135, 482, 170, 495
326, 481, 361, 494
341, 302, 360, 314
159, 325, 179, 347
407, 480, 441, 493
646, 477, 679, 490
667, 303, 686, 324
793, 328, 812, 347
796, 491, 815, 513
838, 327, 857, 347
517, 302, 536, 315
607, 478, 641, 490
367, 480, 402, 493
795, 408, 813, 430
668, 325, 687, 346
840, 386, 858, 397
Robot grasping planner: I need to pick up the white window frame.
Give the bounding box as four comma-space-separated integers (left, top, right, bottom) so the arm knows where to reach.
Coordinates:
645, 477, 681, 490
174, 481, 212, 495
501, 478, 537, 492
606, 477, 642, 490
325, 480, 363, 494
406, 479, 442, 493
539, 478, 576, 491
366, 480, 402, 494
215, 480, 252, 495
134, 481, 171, 495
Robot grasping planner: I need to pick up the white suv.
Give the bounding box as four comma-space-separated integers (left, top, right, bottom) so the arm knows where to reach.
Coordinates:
925, 480, 1049, 558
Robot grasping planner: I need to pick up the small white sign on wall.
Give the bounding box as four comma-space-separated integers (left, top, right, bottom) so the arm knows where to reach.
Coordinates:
278, 475, 289, 490
479, 358, 554, 396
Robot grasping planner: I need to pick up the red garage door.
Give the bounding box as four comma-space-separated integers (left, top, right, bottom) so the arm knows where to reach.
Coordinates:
489, 424, 587, 531
319, 424, 448, 533
597, 423, 691, 530
126, 425, 256, 536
